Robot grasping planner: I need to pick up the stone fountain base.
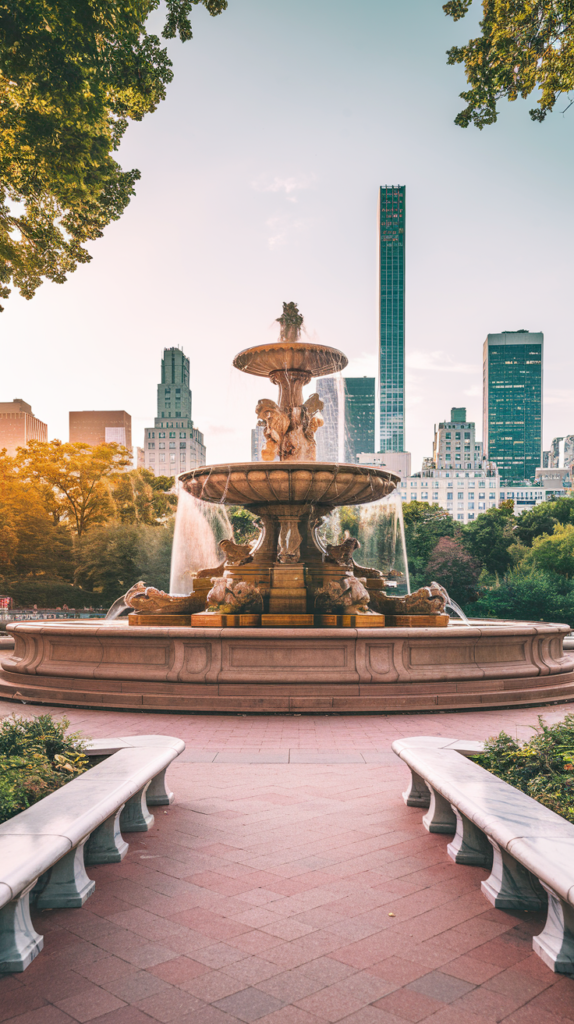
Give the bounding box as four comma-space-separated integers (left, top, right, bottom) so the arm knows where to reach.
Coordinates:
2, 620, 574, 713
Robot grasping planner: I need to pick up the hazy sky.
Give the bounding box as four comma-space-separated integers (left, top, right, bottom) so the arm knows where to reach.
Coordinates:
3, 0, 574, 470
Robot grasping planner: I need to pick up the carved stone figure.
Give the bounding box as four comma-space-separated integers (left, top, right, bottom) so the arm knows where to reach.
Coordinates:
325, 533, 360, 566
124, 581, 199, 615
314, 577, 371, 615
206, 578, 264, 614
276, 301, 304, 342
255, 399, 290, 462
219, 539, 254, 565
369, 581, 449, 616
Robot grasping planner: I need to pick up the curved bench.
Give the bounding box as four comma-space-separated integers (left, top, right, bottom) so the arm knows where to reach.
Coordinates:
392, 735, 574, 975
0, 734, 184, 973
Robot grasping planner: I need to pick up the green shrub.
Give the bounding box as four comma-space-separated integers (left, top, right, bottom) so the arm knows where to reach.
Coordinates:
475, 714, 574, 823
0, 714, 89, 824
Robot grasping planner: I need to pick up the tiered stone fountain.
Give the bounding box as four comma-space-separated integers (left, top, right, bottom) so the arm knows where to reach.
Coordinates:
2, 304, 573, 712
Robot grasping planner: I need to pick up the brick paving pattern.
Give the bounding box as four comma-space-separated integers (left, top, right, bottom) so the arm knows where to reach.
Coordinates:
1, 698, 574, 1022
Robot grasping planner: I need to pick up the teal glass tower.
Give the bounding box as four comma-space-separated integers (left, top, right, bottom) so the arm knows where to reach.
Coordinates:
344, 377, 375, 462
483, 331, 543, 483
379, 185, 405, 452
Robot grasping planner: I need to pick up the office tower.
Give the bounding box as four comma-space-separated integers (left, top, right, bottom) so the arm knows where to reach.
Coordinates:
356, 451, 411, 479
251, 425, 265, 461
344, 377, 375, 462
144, 346, 206, 477
315, 377, 345, 461
379, 185, 405, 452
483, 331, 543, 483
69, 410, 132, 449
432, 408, 483, 470
0, 398, 47, 455
550, 435, 574, 470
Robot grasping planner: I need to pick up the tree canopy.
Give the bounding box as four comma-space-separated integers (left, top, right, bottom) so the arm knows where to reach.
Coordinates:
444, 0, 574, 128
0, 0, 227, 309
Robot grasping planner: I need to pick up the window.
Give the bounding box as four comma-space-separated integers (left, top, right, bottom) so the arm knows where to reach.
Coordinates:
159, 453, 165, 462
148, 442, 155, 449
457, 502, 464, 510
479, 493, 485, 499
432, 492, 439, 500
170, 454, 176, 463
169, 432, 176, 438
464, 432, 470, 439
457, 492, 464, 500
148, 431, 155, 439
489, 493, 496, 500
468, 513, 475, 520
468, 502, 475, 510
159, 432, 165, 438
468, 492, 475, 499
159, 442, 165, 449
180, 452, 186, 462
169, 441, 176, 449
149, 453, 155, 461
500, 492, 505, 500
180, 431, 186, 438
478, 502, 485, 510
457, 514, 464, 520
179, 441, 186, 449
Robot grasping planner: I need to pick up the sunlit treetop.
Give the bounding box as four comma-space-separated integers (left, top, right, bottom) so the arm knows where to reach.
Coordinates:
0, 0, 227, 309
444, 0, 574, 128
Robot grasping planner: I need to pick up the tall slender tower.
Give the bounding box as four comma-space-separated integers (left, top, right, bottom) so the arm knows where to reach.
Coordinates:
143, 347, 206, 477
378, 185, 405, 452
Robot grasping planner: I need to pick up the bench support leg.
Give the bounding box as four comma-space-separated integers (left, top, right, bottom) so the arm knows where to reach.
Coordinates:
481, 840, 547, 911
403, 769, 430, 808
36, 839, 95, 909
85, 806, 129, 864
0, 883, 43, 973
533, 883, 574, 974
120, 783, 154, 832
146, 768, 174, 807
422, 786, 456, 833
447, 808, 493, 866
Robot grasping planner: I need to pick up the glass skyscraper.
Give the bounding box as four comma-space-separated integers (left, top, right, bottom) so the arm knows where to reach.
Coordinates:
379, 185, 405, 452
144, 346, 206, 477
344, 377, 375, 462
483, 331, 543, 483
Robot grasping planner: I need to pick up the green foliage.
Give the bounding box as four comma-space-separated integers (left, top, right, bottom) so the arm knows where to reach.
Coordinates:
521, 524, 574, 578
475, 715, 574, 823
227, 505, 260, 545
0, 714, 89, 823
74, 519, 175, 605
444, 0, 574, 128
462, 505, 516, 576
425, 535, 481, 605
514, 497, 574, 546
402, 500, 455, 589
464, 567, 574, 624
0, 0, 227, 308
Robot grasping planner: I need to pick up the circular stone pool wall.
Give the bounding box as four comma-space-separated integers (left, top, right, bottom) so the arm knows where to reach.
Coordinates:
1, 620, 574, 713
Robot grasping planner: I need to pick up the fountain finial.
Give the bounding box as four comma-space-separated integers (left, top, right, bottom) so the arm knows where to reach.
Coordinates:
277, 302, 303, 342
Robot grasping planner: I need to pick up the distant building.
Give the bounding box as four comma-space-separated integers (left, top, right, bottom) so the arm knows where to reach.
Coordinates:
534, 467, 570, 493
483, 330, 543, 484
379, 185, 405, 453
543, 450, 550, 468
432, 407, 483, 470
0, 398, 47, 456
315, 377, 345, 462
69, 410, 132, 449
357, 451, 411, 480
549, 435, 574, 470
251, 424, 266, 462
136, 447, 145, 469
144, 347, 206, 477
344, 378, 375, 462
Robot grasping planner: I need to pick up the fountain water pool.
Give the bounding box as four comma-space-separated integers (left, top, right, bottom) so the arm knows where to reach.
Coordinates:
1, 304, 573, 712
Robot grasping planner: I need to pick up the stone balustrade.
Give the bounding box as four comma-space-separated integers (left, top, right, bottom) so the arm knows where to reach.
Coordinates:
0, 734, 184, 973
392, 735, 574, 975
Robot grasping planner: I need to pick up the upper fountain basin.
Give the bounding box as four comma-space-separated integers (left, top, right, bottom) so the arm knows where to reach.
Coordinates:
233, 341, 348, 378
180, 462, 398, 507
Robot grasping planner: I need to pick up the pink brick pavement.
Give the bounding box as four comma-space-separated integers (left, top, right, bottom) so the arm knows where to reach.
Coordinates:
1, 697, 574, 1023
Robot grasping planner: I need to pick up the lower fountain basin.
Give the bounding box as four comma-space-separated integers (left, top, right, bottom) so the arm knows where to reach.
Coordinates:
180, 462, 399, 506
2, 619, 573, 714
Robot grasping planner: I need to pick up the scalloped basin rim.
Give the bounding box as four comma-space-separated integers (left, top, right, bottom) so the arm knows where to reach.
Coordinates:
179, 462, 400, 507
233, 341, 348, 377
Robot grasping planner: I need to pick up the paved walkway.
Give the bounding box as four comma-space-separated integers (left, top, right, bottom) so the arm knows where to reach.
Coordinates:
1, 699, 574, 1023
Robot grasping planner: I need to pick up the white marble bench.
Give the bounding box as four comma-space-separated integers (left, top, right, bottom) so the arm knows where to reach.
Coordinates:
392, 735, 574, 975
0, 734, 185, 973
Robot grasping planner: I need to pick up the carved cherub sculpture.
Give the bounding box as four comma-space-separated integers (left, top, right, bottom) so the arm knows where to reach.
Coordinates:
255, 399, 290, 462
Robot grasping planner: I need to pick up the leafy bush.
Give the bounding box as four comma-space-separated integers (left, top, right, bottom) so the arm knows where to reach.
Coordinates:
464, 567, 574, 625
0, 714, 89, 824
475, 715, 574, 823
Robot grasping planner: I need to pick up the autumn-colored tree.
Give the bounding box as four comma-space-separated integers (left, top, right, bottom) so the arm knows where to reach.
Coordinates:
426, 535, 482, 605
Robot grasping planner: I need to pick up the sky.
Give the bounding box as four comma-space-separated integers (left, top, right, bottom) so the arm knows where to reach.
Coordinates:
3, 0, 574, 471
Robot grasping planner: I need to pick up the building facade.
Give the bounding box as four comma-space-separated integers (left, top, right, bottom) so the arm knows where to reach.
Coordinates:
69, 410, 132, 449
315, 377, 345, 462
144, 347, 206, 477
251, 424, 266, 462
483, 330, 543, 483
432, 407, 483, 470
549, 435, 574, 470
343, 377, 375, 462
356, 451, 411, 480
379, 185, 405, 453
0, 398, 47, 455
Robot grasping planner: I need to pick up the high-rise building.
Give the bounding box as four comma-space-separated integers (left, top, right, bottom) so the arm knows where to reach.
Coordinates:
356, 451, 411, 479
143, 347, 206, 477
344, 378, 375, 462
251, 424, 266, 462
550, 435, 574, 470
432, 407, 483, 470
315, 377, 345, 462
378, 185, 405, 453
0, 398, 47, 455
69, 410, 132, 449
483, 331, 543, 483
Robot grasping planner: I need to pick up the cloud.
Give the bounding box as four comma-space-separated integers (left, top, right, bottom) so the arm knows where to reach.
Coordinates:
406, 350, 480, 374
265, 213, 307, 249
252, 174, 316, 203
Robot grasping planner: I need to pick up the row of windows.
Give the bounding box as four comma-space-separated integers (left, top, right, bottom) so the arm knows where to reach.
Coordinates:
149, 453, 187, 463
148, 431, 189, 439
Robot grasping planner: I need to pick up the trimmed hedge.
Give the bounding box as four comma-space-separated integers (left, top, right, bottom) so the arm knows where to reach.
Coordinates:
475, 714, 574, 824
0, 714, 89, 824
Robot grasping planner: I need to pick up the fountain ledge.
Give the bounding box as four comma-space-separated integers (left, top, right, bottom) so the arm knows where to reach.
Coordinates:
1, 620, 574, 713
